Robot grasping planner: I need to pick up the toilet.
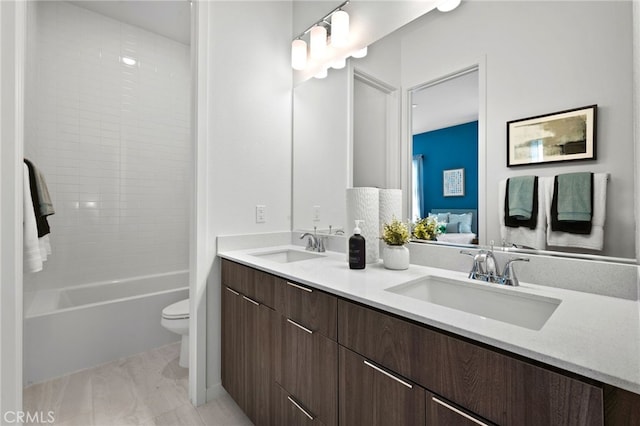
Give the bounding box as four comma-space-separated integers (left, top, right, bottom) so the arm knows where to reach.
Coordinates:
161, 299, 189, 368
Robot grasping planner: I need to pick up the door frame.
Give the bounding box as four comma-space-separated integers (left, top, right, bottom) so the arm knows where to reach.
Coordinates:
352, 68, 400, 190
403, 58, 487, 244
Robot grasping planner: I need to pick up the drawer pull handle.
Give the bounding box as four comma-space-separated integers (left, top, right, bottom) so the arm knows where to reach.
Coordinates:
363, 360, 413, 389
287, 396, 314, 420
242, 295, 259, 306
432, 397, 489, 426
286, 281, 313, 293
287, 318, 313, 334
225, 287, 240, 296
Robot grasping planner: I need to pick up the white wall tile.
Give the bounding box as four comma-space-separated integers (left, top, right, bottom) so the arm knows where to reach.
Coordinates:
24, 2, 191, 291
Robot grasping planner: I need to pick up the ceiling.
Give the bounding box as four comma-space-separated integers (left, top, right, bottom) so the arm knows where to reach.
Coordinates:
411, 69, 479, 135
70, 0, 191, 45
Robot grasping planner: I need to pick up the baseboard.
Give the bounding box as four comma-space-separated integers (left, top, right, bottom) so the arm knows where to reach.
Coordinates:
206, 382, 227, 402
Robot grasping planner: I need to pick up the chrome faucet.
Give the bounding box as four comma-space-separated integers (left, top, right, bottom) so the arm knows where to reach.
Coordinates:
499, 257, 529, 286
300, 228, 326, 252
460, 249, 529, 286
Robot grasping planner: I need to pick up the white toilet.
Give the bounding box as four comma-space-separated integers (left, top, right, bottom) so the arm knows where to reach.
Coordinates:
161, 299, 189, 368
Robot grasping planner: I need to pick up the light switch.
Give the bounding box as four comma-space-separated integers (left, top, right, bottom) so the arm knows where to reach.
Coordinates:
256, 205, 266, 223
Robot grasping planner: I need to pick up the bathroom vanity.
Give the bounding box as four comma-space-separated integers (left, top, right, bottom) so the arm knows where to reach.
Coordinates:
218, 247, 640, 426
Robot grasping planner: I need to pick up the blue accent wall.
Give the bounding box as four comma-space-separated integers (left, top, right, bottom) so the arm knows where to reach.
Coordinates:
413, 121, 478, 217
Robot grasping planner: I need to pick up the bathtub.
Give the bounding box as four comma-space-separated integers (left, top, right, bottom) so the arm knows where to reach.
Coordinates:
24, 270, 189, 385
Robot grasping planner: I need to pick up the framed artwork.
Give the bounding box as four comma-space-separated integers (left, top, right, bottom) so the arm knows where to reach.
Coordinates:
443, 168, 465, 197
507, 104, 597, 167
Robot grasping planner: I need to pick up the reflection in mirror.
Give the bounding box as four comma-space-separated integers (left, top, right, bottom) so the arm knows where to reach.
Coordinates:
292, 67, 350, 232
353, 71, 399, 190
411, 68, 479, 246
292, 1, 636, 261
399, 1, 635, 259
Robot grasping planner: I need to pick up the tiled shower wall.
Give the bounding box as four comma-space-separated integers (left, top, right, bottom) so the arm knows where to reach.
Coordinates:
24, 2, 191, 291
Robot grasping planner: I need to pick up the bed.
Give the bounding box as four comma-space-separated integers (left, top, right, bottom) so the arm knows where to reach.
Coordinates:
430, 208, 478, 245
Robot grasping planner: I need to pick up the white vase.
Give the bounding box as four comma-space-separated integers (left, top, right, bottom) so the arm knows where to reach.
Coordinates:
383, 244, 410, 270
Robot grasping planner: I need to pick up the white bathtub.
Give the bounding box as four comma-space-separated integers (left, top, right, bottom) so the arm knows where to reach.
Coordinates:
24, 270, 189, 385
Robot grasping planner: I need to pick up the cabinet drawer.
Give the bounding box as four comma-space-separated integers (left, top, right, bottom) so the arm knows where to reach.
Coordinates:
275, 278, 337, 340
338, 300, 604, 425
221, 259, 275, 308
276, 315, 338, 426
275, 383, 326, 426
427, 392, 495, 426
339, 346, 425, 426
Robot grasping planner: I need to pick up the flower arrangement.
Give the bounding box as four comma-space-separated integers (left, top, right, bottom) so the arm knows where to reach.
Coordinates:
381, 218, 410, 246
412, 216, 443, 241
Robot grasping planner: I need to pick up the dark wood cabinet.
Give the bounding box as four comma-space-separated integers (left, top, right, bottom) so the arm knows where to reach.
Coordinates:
221, 259, 637, 426
338, 299, 604, 426
276, 315, 338, 426
426, 391, 494, 426
221, 260, 278, 426
221, 286, 243, 407
604, 385, 640, 426
275, 383, 327, 426
222, 259, 276, 308
339, 346, 425, 426
256, 303, 280, 425
275, 278, 338, 340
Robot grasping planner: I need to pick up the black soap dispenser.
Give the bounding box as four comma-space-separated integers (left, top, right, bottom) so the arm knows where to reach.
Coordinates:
349, 220, 366, 270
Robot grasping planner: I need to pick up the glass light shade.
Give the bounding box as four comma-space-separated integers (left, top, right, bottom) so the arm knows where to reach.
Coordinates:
331, 10, 349, 47
352, 46, 368, 59
310, 25, 327, 59
314, 67, 328, 79
291, 39, 307, 70
437, 0, 461, 12
331, 57, 346, 69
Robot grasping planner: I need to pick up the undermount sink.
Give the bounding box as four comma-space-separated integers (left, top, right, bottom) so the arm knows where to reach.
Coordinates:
251, 249, 325, 264
385, 276, 561, 330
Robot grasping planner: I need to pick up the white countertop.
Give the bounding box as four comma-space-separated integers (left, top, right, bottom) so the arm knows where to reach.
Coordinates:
218, 245, 640, 394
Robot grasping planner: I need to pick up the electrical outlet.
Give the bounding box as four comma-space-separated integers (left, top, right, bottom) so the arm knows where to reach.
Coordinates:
256, 205, 266, 223
313, 205, 321, 222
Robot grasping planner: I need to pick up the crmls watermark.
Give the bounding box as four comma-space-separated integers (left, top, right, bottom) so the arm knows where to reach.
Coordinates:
3, 411, 55, 424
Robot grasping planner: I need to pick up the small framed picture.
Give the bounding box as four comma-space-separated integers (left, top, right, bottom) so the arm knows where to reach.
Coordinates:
507, 104, 597, 167
443, 168, 465, 197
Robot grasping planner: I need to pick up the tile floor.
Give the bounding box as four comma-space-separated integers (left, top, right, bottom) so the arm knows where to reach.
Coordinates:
23, 342, 253, 426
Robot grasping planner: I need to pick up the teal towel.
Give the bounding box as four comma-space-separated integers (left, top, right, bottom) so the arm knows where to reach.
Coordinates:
557, 172, 592, 222
508, 176, 536, 219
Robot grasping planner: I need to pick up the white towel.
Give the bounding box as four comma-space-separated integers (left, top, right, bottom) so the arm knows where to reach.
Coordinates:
23, 164, 43, 273
499, 178, 546, 249
545, 173, 607, 251
39, 235, 52, 262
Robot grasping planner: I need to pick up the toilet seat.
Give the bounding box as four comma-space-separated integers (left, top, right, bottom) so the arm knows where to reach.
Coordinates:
162, 299, 189, 320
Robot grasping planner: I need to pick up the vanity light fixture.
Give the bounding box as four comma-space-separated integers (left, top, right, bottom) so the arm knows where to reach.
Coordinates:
291, 39, 307, 71
314, 67, 328, 79
310, 24, 328, 59
292, 0, 360, 78
437, 0, 462, 12
331, 57, 346, 70
330, 9, 349, 48
351, 46, 368, 59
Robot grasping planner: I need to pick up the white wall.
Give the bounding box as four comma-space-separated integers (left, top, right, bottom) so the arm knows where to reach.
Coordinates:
0, 0, 26, 418
204, 1, 292, 393
634, 0, 640, 263
400, 1, 634, 258
23, 2, 191, 291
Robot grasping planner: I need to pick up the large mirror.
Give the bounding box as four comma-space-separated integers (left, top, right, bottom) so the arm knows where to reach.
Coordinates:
292, 0, 636, 260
